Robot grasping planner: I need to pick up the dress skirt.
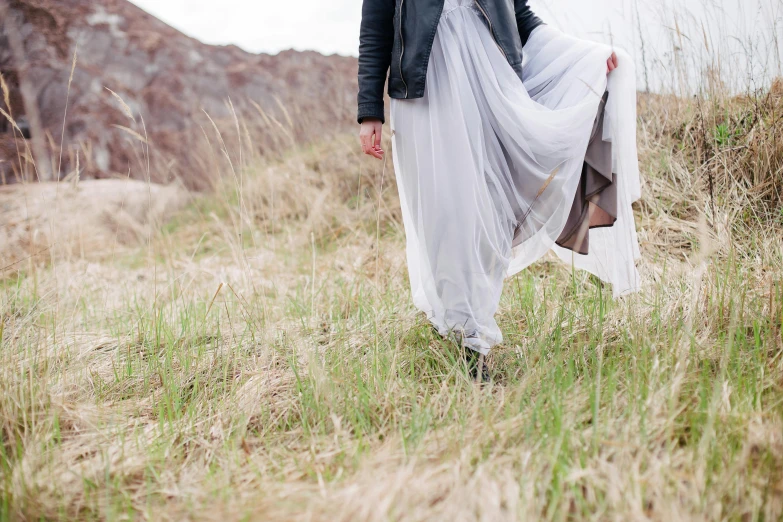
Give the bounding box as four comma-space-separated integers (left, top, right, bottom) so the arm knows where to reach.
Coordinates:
389, 0, 642, 353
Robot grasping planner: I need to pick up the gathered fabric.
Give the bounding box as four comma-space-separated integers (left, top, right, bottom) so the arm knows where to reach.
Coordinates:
389, 0, 642, 353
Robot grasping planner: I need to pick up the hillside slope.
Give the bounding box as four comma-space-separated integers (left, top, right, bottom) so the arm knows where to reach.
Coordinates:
2, 93, 783, 519
0, 0, 358, 187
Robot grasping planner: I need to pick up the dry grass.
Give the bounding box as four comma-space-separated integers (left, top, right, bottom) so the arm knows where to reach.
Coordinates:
0, 179, 188, 275
2, 55, 783, 522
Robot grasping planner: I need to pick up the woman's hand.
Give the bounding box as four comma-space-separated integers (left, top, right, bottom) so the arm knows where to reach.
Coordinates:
607, 52, 618, 74
359, 118, 384, 160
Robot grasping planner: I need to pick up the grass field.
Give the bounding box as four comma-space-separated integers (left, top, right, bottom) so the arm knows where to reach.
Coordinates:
2, 82, 783, 520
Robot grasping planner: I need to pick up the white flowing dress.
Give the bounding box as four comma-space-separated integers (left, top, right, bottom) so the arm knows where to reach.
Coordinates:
390, 0, 642, 353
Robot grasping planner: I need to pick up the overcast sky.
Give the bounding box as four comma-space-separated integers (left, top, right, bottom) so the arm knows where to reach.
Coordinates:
128, 0, 362, 56
127, 0, 781, 92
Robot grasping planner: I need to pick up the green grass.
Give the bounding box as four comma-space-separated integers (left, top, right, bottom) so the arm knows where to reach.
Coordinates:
1, 193, 781, 520
2, 85, 783, 519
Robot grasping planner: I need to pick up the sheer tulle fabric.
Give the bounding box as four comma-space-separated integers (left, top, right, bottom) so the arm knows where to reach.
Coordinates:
390, 0, 641, 353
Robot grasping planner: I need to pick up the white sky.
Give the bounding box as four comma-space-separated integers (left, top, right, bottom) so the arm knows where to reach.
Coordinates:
128, 0, 363, 56
128, 0, 782, 92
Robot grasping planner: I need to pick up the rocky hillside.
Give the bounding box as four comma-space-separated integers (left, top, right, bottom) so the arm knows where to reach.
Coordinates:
0, 0, 358, 188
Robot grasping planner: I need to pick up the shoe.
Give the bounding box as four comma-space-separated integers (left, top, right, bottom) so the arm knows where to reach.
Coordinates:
463, 346, 491, 384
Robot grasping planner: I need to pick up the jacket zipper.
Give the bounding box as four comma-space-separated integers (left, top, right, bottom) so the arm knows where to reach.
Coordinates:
475, 1, 508, 60
398, 0, 409, 97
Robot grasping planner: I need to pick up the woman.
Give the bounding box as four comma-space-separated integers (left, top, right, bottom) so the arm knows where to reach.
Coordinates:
358, 0, 641, 380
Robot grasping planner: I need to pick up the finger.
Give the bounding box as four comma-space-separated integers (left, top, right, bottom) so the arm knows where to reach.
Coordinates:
371, 130, 383, 159
372, 127, 385, 158
612, 52, 619, 68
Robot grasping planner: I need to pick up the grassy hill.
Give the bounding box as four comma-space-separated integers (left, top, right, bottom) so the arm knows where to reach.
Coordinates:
1, 81, 783, 520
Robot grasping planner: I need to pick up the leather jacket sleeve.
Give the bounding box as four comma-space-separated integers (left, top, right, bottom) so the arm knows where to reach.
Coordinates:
514, 0, 544, 47
357, 0, 395, 124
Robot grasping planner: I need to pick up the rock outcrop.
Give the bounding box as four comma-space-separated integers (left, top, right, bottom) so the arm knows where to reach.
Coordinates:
0, 0, 358, 188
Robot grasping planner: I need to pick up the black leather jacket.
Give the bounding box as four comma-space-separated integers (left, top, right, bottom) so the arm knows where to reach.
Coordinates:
358, 0, 543, 123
